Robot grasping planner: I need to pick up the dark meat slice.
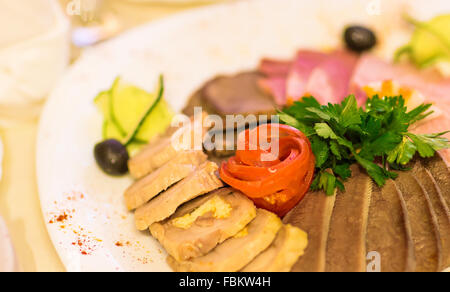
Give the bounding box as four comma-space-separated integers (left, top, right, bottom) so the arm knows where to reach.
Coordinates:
394, 171, 441, 272
421, 153, 450, 208
325, 165, 372, 272
366, 181, 416, 272
283, 191, 336, 272
182, 72, 276, 160
412, 161, 450, 271
201, 72, 276, 116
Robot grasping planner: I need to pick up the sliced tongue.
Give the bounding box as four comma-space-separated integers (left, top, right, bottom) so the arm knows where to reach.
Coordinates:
411, 160, 450, 271
283, 191, 336, 272
394, 171, 441, 272
367, 181, 416, 272
325, 165, 372, 272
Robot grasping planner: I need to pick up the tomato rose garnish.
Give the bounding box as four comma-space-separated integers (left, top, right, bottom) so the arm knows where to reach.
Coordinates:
219, 124, 315, 217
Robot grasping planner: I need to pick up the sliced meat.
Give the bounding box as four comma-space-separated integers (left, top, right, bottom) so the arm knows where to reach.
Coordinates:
285, 50, 328, 102
259, 59, 292, 77
124, 150, 207, 210
259, 77, 287, 106
305, 51, 359, 104
168, 209, 282, 272
350, 55, 450, 102
326, 165, 372, 272
241, 224, 308, 272
394, 171, 441, 272
150, 188, 257, 261
134, 161, 223, 230
366, 180, 416, 272
128, 112, 209, 179
420, 153, 450, 213
201, 72, 276, 116
412, 160, 450, 271
283, 191, 336, 272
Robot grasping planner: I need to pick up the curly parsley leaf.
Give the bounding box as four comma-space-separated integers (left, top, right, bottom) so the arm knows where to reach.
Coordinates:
280, 94, 449, 195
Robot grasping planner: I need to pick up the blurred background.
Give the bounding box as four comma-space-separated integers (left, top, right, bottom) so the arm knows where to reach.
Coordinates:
0, 0, 231, 272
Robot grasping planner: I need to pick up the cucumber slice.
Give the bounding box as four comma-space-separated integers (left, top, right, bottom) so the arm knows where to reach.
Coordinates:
94, 91, 110, 117
135, 99, 173, 141
102, 120, 125, 141
95, 76, 173, 148
402, 14, 450, 67
94, 78, 126, 137
111, 77, 173, 145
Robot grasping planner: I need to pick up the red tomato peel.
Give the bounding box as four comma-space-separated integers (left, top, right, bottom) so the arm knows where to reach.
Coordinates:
219, 124, 316, 217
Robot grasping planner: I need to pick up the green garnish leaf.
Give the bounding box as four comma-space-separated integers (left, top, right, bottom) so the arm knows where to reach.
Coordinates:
280, 94, 449, 195
310, 136, 329, 168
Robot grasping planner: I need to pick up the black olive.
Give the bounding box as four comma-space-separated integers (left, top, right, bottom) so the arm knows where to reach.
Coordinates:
344, 26, 377, 53
94, 139, 129, 176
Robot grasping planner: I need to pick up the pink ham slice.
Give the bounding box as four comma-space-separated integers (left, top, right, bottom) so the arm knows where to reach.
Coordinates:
350, 55, 450, 163
259, 50, 359, 106
258, 77, 287, 106
259, 59, 292, 77
285, 50, 328, 102
304, 51, 359, 104
350, 55, 450, 105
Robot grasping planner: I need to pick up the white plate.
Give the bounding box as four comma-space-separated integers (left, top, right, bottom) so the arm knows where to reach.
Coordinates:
37, 0, 449, 272
0, 216, 18, 272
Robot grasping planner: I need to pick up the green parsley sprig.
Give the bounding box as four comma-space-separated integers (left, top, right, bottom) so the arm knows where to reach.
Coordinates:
279, 95, 449, 195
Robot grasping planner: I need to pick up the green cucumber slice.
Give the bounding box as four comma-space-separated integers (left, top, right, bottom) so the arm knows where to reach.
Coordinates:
111, 76, 173, 145
94, 78, 126, 137
102, 120, 125, 141
123, 75, 166, 146
95, 75, 172, 154
402, 14, 450, 67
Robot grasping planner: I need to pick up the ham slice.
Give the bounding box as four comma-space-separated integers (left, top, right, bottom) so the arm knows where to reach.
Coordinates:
258, 77, 287, 106
259, 59, 292, 77
259, 50, 359, 106
350, 55, 450, 163
305, 51, 359, 104
351, 55, 450, 104
286, 50, 328, 102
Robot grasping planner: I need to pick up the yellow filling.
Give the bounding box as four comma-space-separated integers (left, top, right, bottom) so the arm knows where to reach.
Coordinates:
233, 227, 249, 239
171, 196, 232, 229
